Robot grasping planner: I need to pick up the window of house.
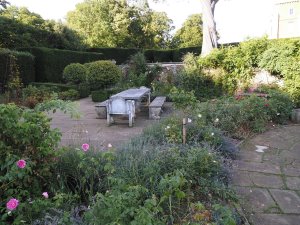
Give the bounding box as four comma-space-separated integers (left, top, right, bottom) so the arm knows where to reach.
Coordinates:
289, 8, 294, 15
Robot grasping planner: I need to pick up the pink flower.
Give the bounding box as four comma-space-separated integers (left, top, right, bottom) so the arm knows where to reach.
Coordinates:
108, 143, 112, 148
264, 104, 269, 107
16, 159, 26, 169
82, 143, 89, 152
42, 192, 49, 199
6, 198, 19, 211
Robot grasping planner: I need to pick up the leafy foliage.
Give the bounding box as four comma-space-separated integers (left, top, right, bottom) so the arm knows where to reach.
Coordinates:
196, 91, 293, 139
0, 6, 84, 50
0, 49, 35, 90
172, 14, 203, 48
67, 0, 174, 49
21, 47, 104, 83
0, 104, 61, 221
85, 60, 122, 90
63, 63, 87, 84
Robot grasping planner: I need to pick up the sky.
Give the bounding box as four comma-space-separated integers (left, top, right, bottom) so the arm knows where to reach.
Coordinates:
8, 0, 275, 43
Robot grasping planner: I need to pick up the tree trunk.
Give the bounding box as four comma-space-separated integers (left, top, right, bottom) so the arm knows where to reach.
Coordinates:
201, 0, 218, 56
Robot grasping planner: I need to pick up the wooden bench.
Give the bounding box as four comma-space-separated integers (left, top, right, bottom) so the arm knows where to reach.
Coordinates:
149, 96, 166, 119
95, 100, 108, 119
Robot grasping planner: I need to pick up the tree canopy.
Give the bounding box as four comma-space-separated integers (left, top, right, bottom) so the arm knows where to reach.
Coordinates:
0, 6, 84, 50
66, 0, 174, 48
0, 0, 9, 9
172, 14, 203, 48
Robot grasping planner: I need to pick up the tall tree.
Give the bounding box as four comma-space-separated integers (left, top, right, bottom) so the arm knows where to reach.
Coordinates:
67, 0, 173, 48
152, 0, 219, 56
0, 6, 84, 49
172, 14, 203, 48
200, 0, 218, 56
0, 0, 9, 9
67, 0, 134, 47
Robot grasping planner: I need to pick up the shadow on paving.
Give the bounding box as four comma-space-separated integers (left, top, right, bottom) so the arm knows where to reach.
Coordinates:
231, 125, 300, 225
49, 97, 173, 150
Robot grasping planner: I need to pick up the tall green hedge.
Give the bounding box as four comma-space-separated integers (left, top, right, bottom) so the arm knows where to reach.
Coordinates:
0, 49, 35, 88
88, 46, 202, 64
18, 47, 104, 83
87, 48, 140, 64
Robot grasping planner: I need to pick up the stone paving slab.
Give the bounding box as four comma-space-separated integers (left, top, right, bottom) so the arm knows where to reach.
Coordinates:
283, 165, 300, 177
234, 160, 282, 174
234, 187, 277, 213
249, 173, 285, 189
231, 125, 300, 224
231, 170, 253, 186
286, 177, 300, 190
251, 214, 300, 225
238, 151, 263, 162
269, 189, 300, 214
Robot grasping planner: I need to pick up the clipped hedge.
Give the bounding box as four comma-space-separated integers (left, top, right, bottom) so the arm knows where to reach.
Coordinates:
18, 47, 104, 83
0, 48, 35, 87
172, 46, 202, 62
87, 48, 140, 64
144, 49, 174, 62
88, 46, 202, 64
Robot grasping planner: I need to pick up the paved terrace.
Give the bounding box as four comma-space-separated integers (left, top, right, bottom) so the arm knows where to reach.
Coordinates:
49, 97, 172, 150
232, 125, 300, 225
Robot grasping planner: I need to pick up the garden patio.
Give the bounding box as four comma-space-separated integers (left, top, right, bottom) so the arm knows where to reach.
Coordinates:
49, 97, 173, 149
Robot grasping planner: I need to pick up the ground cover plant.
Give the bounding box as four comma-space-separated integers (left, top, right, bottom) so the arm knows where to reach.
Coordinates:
1, 37, 297, 225
0, 97, 240, 224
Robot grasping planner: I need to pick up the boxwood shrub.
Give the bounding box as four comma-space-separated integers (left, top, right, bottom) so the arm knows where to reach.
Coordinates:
85, 61, 121, 90
63, 63, 87, 84
91, 90, 109, 102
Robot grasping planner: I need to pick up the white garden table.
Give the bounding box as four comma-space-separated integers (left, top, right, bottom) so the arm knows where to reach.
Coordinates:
106, 87, 151, 127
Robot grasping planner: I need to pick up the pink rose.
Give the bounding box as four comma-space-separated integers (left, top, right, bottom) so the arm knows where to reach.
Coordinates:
82, 143, 89, 152
6, 198, 19, 211
42, 192, 49, 199
16, 159, 26, 169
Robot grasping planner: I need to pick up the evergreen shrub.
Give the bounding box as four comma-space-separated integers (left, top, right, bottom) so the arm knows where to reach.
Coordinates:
87, 47, 139, 64
18, 47, 104, 83
0, 49, 35, 88
63, 63, 87, 84
85, 61, 121, 90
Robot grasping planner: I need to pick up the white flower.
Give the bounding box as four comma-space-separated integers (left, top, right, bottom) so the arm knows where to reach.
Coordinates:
211, 132, 215, 136
277, 113, 280, 116
165, 126, 170, 130
108, 143, 112, 148
214, 118, 219, 123
85, 130, 88, 133
187, 118, 192, 123
213, 160, 217, 163
198, 114, 202, 118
